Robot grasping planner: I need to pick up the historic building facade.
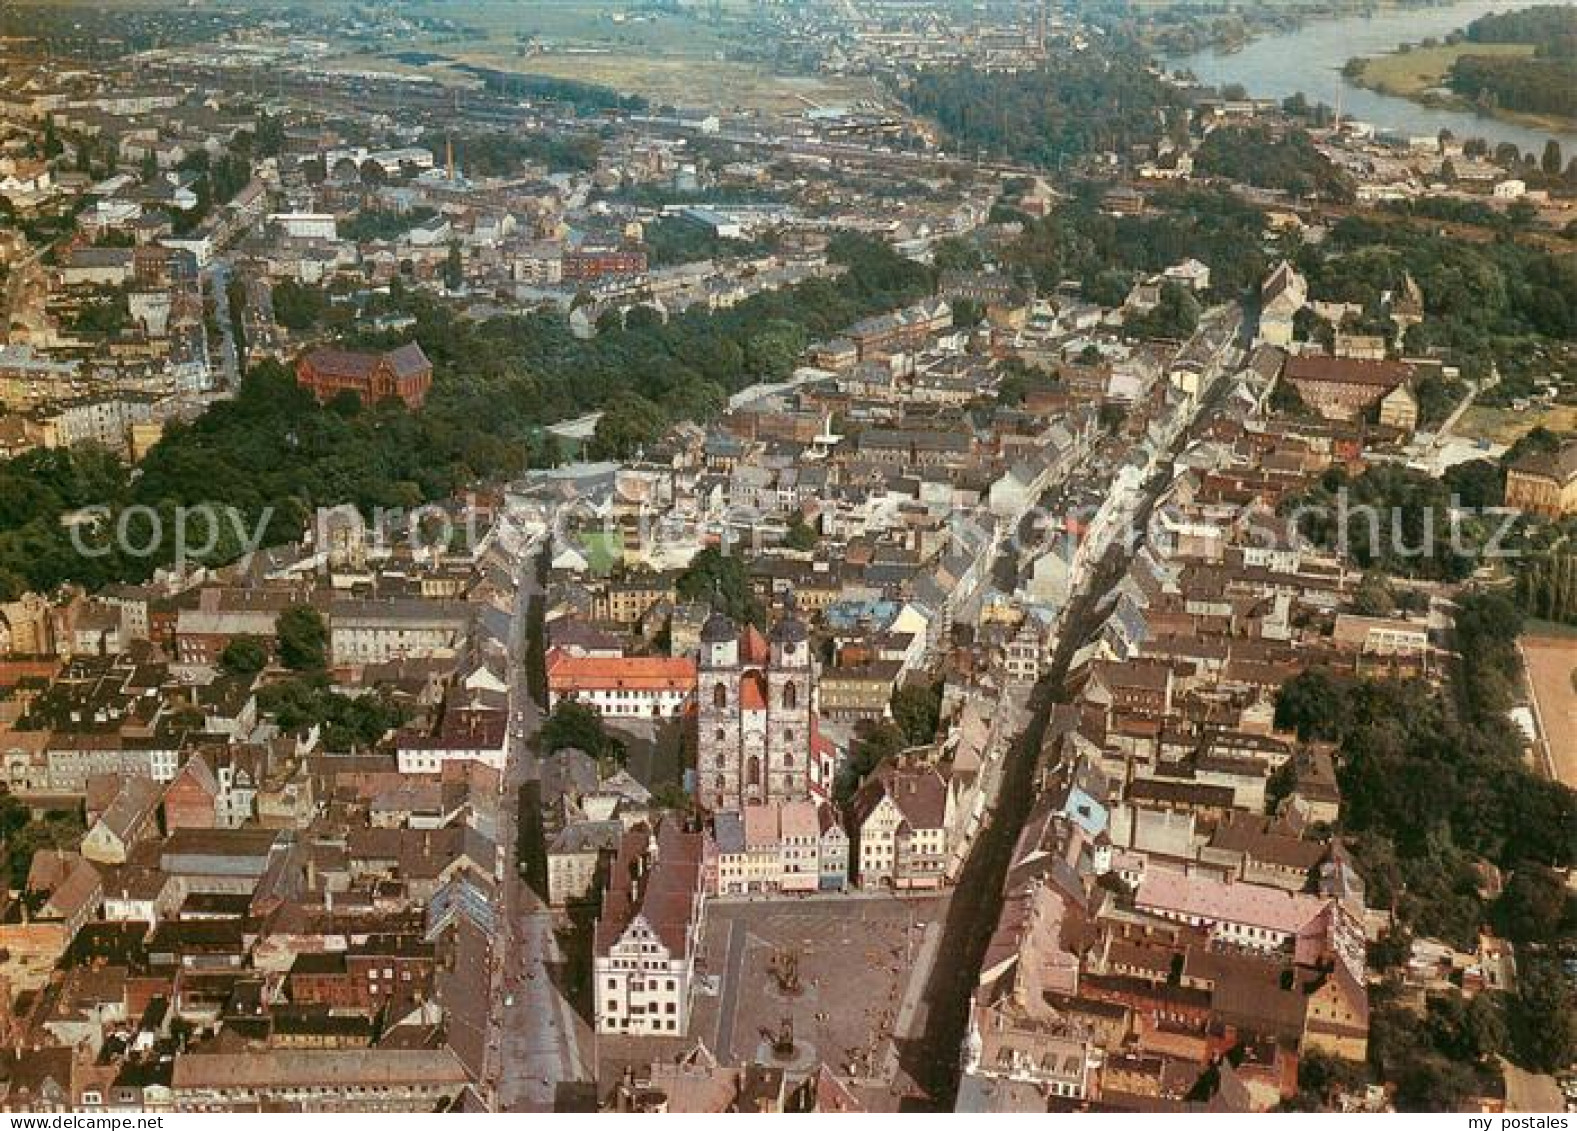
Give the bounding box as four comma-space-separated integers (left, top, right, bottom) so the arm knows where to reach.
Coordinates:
696, 605, 817, 811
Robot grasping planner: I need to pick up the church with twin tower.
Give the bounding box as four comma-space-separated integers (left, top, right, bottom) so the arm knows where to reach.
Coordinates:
696, 598, 817, 812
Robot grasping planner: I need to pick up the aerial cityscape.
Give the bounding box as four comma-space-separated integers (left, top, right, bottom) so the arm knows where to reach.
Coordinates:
0, 0, 1573, 1116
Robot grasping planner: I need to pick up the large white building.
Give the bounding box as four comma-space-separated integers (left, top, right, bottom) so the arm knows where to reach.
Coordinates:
1134, 867, 1332, 953
329, 599, 472, 667
546, 652, 697, 719
594, 821, 706, 1036
394, 708, 508, 775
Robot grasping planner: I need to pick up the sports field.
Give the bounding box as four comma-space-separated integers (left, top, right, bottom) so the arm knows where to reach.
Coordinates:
1519, 630, 1577, 788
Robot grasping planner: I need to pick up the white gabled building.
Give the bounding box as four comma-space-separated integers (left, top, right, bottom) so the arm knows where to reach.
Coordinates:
594, 821, 706, 1037
394, 707, 508, 775
849, 759, 956, 890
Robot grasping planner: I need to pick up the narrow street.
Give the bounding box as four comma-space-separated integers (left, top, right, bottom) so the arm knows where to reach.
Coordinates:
205, 260, 242, 391
484, 542, 593, 1111
899, 317, 1245, 1108
896, 510, 1141, 1107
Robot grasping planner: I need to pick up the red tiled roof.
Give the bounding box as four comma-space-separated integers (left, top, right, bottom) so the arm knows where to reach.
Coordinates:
547, 652, 696, 693
1283, 355, 1410, 388
741, 625, 770, 666
739, 670, 767, 711
595, 821, 703, 957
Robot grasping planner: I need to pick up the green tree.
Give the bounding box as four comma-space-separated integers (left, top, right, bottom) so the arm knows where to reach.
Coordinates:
1507, 955, 1577, 1072
1353, 572, 1397, 617
676, 546, 763, 628
257, 676, 406, 752
783, 513, 818, 552
950, 297, 985, 329
1542, 140, 1564, 177
540, 698, 624, 766
932, 236, 983, 272
835, 721, 908, 803
744, 319, 808, 380
1273, 668, 1354, 741
271, 280, 328, 330
891, 681, 943, 746
1293, 1049, 1371, 1110
1426, 991, 1508, 1063
276, 606, 328, 671
591, 393, 667, 459
3, 807, 85, 889
1491, 863, 1573, 943
218, 635, 268, 676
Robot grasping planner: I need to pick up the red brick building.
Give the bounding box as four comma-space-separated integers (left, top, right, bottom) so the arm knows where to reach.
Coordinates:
287, 939, 434, 1010
295, 342, 433, 409
162, 755, 219, 831
561, 247, 647, 283
1281, 356, 1411, 423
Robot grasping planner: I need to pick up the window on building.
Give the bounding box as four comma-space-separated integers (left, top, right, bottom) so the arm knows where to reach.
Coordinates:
713, 682, 728, 708
782, 681, 797, 709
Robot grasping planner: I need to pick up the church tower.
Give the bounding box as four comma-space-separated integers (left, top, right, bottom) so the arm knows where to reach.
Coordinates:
697, 609, 741, 811
764, 597, 813, 802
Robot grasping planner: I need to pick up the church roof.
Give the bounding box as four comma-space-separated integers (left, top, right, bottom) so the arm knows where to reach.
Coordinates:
701, 610, 737, 644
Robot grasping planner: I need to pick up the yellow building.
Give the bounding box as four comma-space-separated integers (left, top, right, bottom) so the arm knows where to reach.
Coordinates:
1377, 383, 1418, 433
1505, 441, 1577, 518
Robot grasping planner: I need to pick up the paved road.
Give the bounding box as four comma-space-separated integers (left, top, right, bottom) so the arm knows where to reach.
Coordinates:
483, 541, 592, 1111
899, 319, 1245, 1108
205, 260, 242, 391
713, 920, 748, 1061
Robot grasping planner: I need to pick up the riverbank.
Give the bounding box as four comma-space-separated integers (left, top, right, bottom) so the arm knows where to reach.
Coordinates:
1347, 40, 1577, 136
1145, 0, 1482, 59
1168, 0, 1577, 154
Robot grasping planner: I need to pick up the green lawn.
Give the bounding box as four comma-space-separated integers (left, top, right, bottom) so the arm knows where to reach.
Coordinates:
1355, 41, 1534, 99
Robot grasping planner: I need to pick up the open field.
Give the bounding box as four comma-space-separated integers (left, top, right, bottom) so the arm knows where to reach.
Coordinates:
30, 0, 875, 112
1354, 41, 1534, 100
1350, 40, 1575, 133
1456, 404, 1577, 446
407, 0, 739, 53
689, 895, 945, 1104
441, 50, 877, 113
385, 0, 880, 113
1519, 631, 1577, 788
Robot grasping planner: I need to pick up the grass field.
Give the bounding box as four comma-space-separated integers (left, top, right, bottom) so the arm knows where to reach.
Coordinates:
1354, 41, 1535, 100
30, 0, 872, 112
1347, 39, 1575, 131
352, 0, 877, 112
1457, 404, 1577, 446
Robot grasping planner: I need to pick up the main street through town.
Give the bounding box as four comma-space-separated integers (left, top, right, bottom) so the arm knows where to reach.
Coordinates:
483, 541, 593, 1111
900, 307, 1248, 1107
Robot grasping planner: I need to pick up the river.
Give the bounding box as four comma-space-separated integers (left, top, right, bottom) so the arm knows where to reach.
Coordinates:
1170, 0, 1577, 154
